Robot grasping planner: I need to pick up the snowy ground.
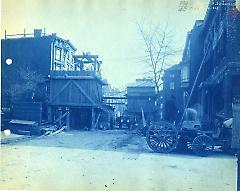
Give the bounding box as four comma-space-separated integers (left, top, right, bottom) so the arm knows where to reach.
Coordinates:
0, 130, 237, 191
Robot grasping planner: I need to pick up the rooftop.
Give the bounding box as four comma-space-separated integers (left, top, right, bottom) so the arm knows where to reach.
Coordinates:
165, 64, 181, 71
2, 29, 77, 51
127, 79, 155, 88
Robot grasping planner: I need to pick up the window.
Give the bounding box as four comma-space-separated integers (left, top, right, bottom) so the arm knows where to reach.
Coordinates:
170, 82, 175, 90
55, 48, 61, 61
170, 74, 175, 78
63, 51, 67, 61
181, 66, 189, 82
55, 64, 61, 71
68, 52, 71, 61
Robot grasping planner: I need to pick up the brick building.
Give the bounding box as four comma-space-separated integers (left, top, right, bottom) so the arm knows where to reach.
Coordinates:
160, 1, 240, 128
183, 1, 240, 129
196, 1, 240, 129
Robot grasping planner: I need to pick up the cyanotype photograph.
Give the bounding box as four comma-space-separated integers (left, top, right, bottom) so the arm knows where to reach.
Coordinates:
1, 0, 240, 190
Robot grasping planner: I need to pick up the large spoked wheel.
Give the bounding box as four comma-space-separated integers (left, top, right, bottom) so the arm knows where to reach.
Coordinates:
192, 135, 214, 157
146, 121, 178, 153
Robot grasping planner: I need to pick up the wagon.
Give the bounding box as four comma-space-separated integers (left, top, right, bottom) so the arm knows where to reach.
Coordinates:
146, 108, 233, 156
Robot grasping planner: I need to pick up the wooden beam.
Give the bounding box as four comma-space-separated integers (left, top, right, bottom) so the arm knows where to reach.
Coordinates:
80, 60, 94, 64
94, 112, 101, 129
58, 107, 62, 129
103, 96, 127, 99
47, 106, 52, 122
91, 107, 95, 130
48, 126, 65, 136
49, 103, 97, 107
105, 102, 126, 105
5, 33, 33, 37
66, 107, 70, 130
74, 55, 99, 59
50, 76, 97, 80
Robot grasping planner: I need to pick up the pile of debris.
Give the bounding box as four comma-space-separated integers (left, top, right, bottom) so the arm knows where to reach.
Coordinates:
40, 125, 66, 137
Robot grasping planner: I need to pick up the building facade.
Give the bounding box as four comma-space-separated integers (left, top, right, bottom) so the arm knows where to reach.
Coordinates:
1, 29, 77, 107
197, 2, 240, 128
127, 79, 157, 122
160, 1, 240, 129
161, 64, 183, 123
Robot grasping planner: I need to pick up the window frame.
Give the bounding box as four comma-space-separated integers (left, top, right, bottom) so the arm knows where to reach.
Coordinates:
55, 47, 62, 61
170, 82, 175, 90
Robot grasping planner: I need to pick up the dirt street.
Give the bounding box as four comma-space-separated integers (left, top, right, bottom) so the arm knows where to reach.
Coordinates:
0, 130, 237, 191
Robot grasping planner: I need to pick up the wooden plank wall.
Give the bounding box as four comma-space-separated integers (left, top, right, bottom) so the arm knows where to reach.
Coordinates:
50, 79, 103, 106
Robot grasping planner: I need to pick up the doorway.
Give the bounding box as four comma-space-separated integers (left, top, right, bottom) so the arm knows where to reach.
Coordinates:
70, 108, 91, 130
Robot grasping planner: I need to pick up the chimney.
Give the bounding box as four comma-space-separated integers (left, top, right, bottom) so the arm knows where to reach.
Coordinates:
34, 29, 42, 38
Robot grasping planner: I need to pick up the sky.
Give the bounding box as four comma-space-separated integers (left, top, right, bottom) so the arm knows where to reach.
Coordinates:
1, 0, 209, 89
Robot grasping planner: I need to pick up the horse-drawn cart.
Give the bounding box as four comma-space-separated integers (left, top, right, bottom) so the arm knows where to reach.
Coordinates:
146, 108, 233, 156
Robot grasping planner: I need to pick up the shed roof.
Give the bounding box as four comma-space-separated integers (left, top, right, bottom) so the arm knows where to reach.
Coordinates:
127, 79, 155, 88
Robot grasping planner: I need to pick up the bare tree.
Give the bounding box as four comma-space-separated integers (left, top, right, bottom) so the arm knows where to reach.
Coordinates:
4, 66, 45, 104
137, 22, 180, 92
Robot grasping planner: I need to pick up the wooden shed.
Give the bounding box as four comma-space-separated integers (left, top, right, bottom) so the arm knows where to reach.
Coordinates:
127, 79, 157, 121
48, 70, 112, 130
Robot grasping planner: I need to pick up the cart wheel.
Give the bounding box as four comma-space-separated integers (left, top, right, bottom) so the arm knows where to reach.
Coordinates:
146, 121, 178, 153
192, 135, 214, 157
